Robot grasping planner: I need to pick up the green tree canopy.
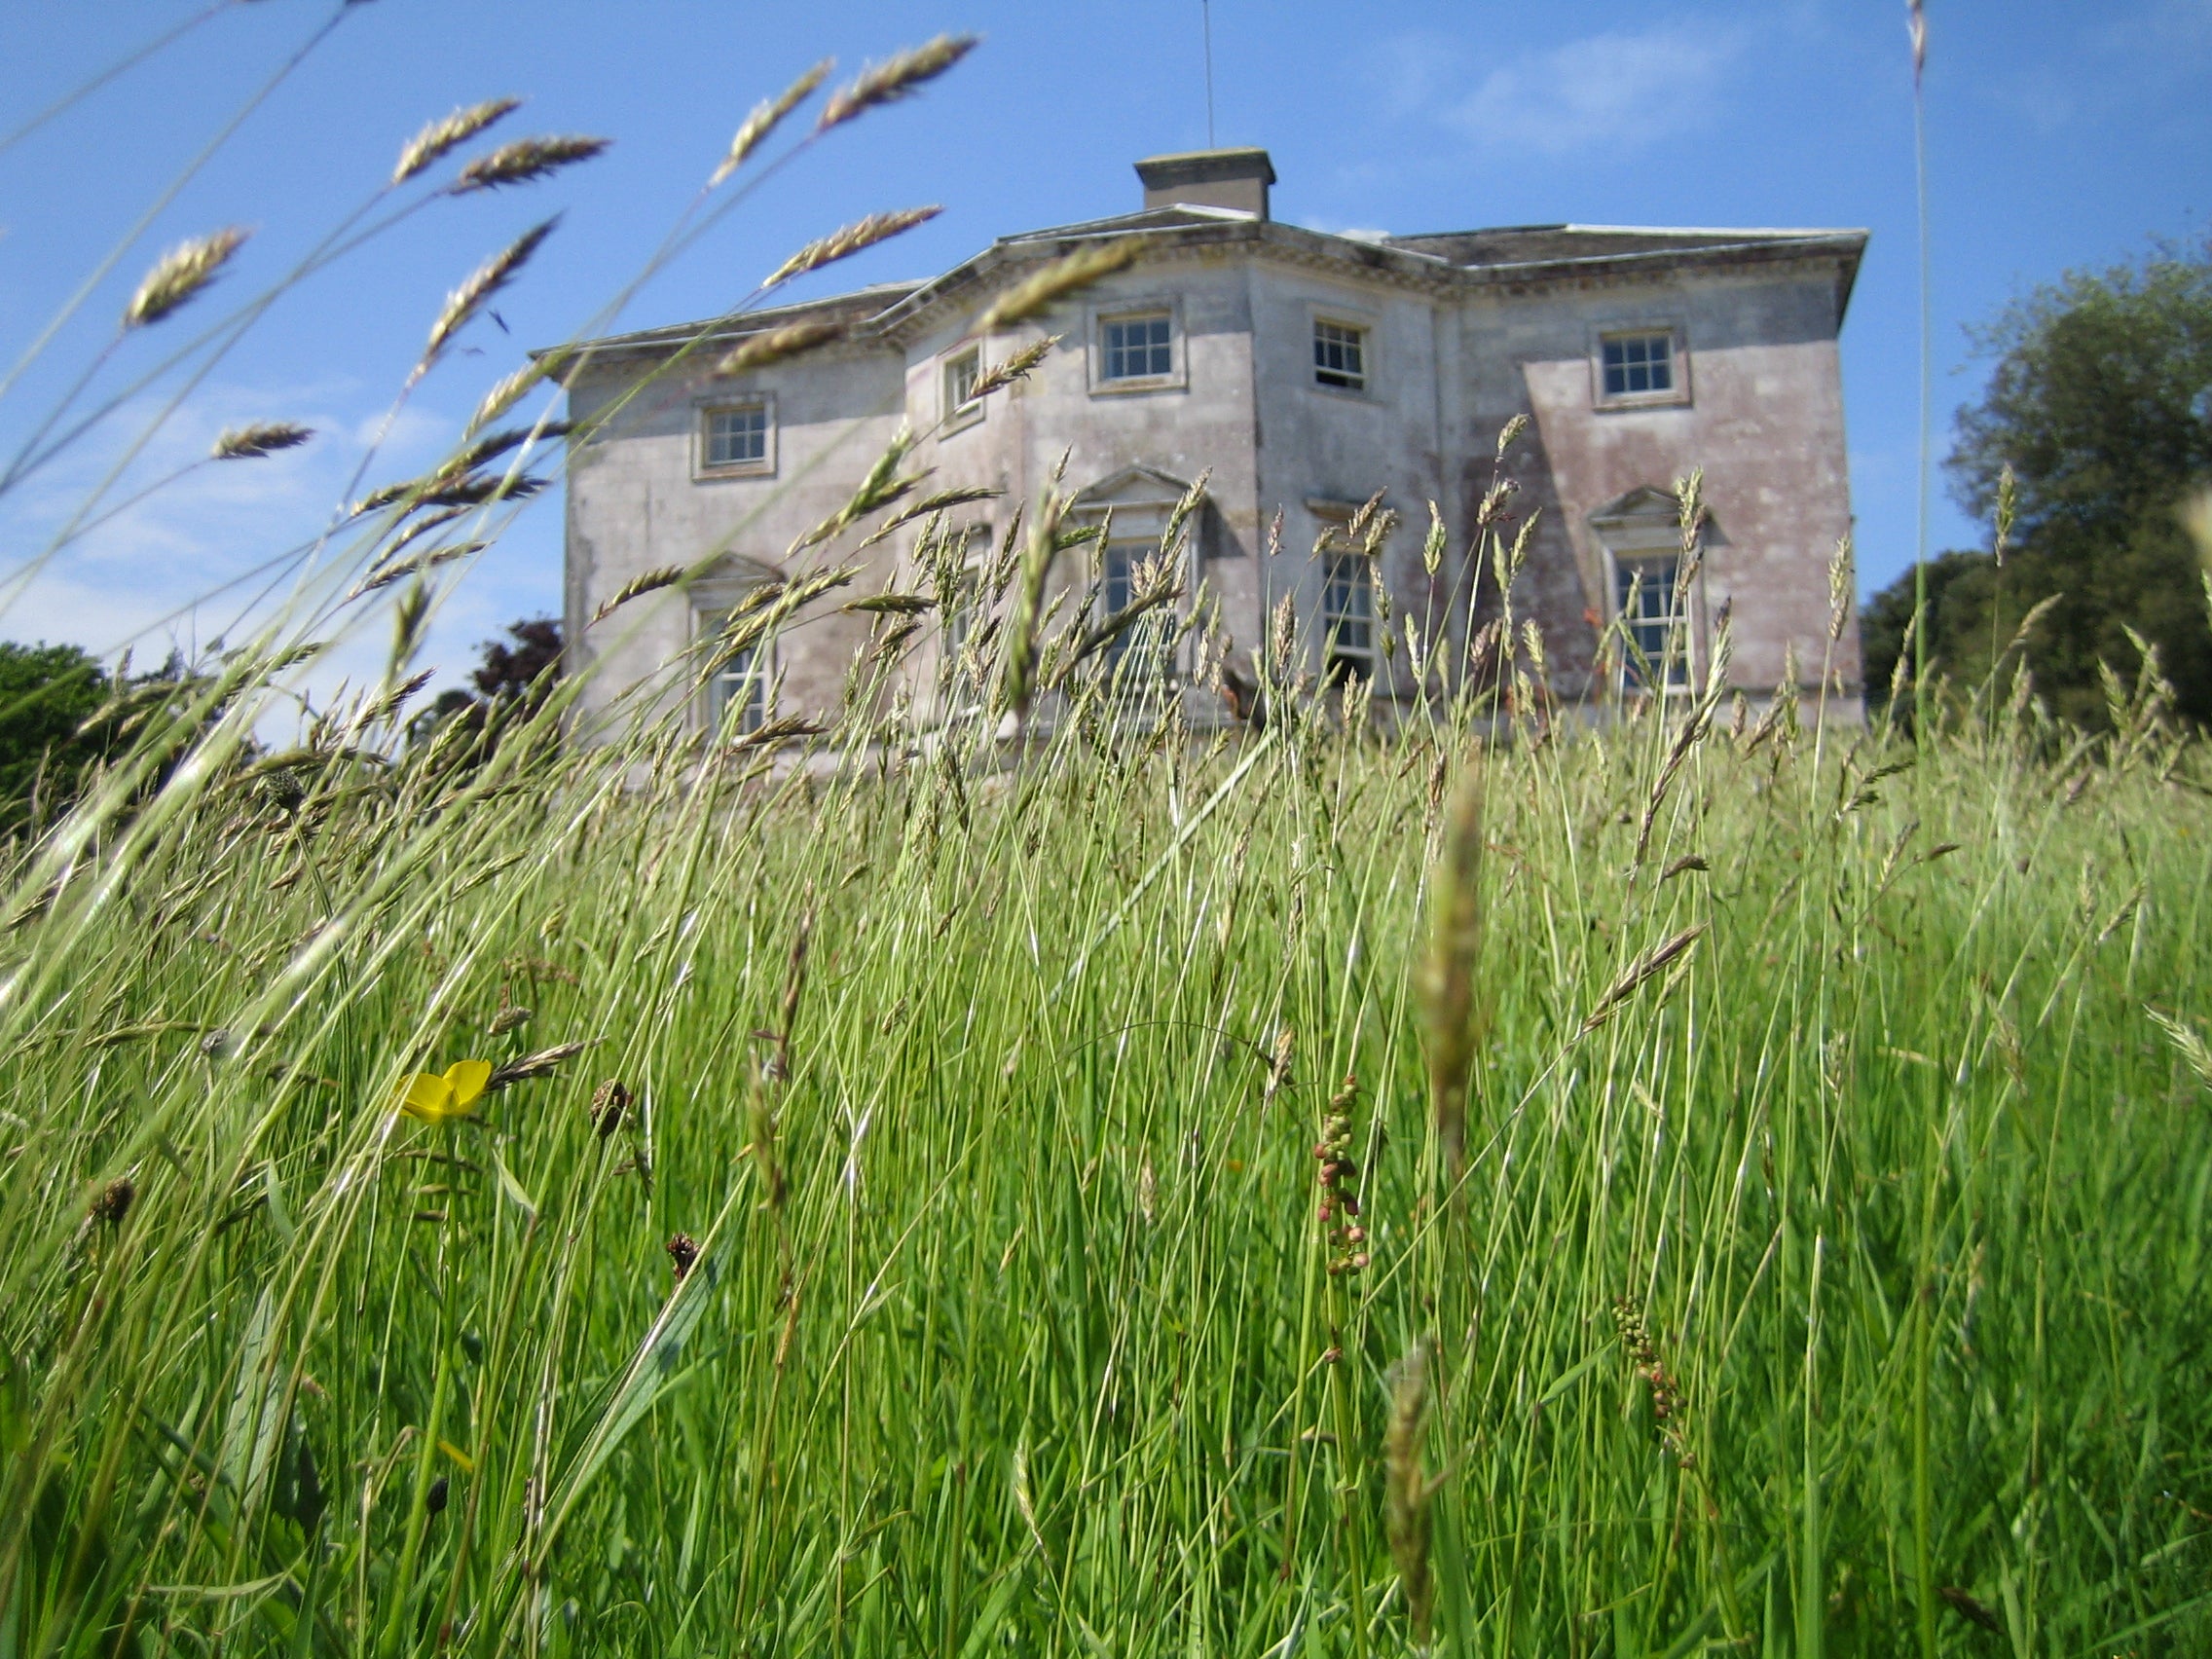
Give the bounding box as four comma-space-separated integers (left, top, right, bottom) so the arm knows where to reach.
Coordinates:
0, 642, 114, 833
1865, 235, 2212, 726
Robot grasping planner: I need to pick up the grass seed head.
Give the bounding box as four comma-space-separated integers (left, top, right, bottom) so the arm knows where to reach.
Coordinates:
1826, 533, 1855, 642
394, 97, 523, 185
211, 422, 313, 461
1383, 1339, 1437, 1642
764, 206, 941, 291
666, 1232, 699, 1280
468, 355, 560, 435
715, 319, 845, 377
1420, 748, 1488, 1181
452, 135, 609, 194
978, 240, 1147, 332
92, 1176, 134, 1226
967, 333, 1061, 401
591, 565, 686, 625
817, 35, 978, 131
124, 228, 248, 330
712, 58, 832, 186
591, 1079, 631, 1139
423, 218, 559, 371
486, 1041, 586, 1090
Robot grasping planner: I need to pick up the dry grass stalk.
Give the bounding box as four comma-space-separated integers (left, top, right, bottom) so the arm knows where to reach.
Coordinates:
817, 35, 977, 131
124, 228, 248, 330
763, 206, 940, 291
841, 592, 935, 617
1383, 1340, 1439, 1644
372, 504, 468, 561
211, 423, 313, 461
347, 540, 484, 600
423, 219, 559, 371
1001, 487, 1068, 724
1419, 748, 1488, 1182
1263, 1026, 1294, 1109
1581, 925, 1709, 1035
789, 426, 921, 554
591, 565, 685, 625
966, 334, 1059, 401
452, 135, 610, 194
977, 240, 1147, 331
2148, 1007, 2212, 1089
1826, 533, 1855, 642
715, 320, 844, 378
711, 59, 832, 186
855, 486, 999, 552
393, 97, 522, 185
727, 714, 824, 755
486, 1042, 588, 1091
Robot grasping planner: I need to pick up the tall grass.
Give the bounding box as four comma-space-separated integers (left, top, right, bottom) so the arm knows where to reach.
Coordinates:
5, 17, 2212, 1656
3, 608, 2209, 1655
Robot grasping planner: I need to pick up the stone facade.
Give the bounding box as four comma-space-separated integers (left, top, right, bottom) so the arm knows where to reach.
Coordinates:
555, 150, 1865, 738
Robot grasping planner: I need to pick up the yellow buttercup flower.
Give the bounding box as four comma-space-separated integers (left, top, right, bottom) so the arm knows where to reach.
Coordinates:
397, 1059, 493, 1124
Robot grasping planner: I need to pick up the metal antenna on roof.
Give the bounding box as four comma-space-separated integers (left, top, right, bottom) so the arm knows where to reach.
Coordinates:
1201, 0, 1217, 147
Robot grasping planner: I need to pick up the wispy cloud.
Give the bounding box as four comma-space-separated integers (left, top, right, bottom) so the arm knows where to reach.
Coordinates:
0, 378, 560, 715
1444, 21, 1750, 158
1363, 16, 1758, 162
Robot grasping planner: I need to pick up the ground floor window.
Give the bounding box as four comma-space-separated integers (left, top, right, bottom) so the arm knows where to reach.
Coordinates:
1322, 552, 1375, 682
1615, 555, 1690, 689
704, 627, 769, 735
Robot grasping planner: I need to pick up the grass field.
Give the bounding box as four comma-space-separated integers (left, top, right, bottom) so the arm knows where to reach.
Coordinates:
3, 632, 2210, 1655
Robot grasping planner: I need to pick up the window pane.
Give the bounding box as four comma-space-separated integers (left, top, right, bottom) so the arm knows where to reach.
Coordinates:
1314, 320, 1367, 389
1614, 555, 1686, 687
1102, 314, 1170, 381
1601, 334, 1675, 399
707, 405, 767, 465
1322, 551, 1375, 681
702, 620, 768, 734
946, 350, 979, 414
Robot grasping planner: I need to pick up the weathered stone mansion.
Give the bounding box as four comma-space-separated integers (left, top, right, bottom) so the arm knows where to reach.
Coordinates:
558, 148, 1864, 735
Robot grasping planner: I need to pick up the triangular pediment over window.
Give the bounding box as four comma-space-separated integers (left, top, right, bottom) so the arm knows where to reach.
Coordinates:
1072, 464, 1200, 514
689, 552, 782, 611
1589, 485, 1724, 555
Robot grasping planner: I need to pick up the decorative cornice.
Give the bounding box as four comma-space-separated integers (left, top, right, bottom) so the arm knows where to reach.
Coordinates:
547, 215, 1867, 370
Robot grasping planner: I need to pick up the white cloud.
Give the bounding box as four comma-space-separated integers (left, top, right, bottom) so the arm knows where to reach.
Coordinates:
1446, 22, 1749, 158
0, 376, 561, 720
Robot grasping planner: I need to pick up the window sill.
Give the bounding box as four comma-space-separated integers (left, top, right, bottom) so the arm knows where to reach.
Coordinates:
1593, 390, 1691, 414
1307, 380, 1379, 404
940, 404, 984, 436
1089, 376, 1185, 397
694, 462, 776, 482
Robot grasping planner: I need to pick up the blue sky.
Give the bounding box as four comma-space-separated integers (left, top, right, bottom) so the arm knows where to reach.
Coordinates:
1, 0, 2206, 695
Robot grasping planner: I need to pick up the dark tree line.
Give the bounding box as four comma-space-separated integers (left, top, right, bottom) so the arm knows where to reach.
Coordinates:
1864, 234, 2212, 727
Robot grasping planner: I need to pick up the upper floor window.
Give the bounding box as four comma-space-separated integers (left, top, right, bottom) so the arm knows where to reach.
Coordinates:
1600, 332, 1675, 399
942, 346, 981, 426
1313, 319, 1367, 392
1102, 313, 1173, 383
699, 397, 773, 476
